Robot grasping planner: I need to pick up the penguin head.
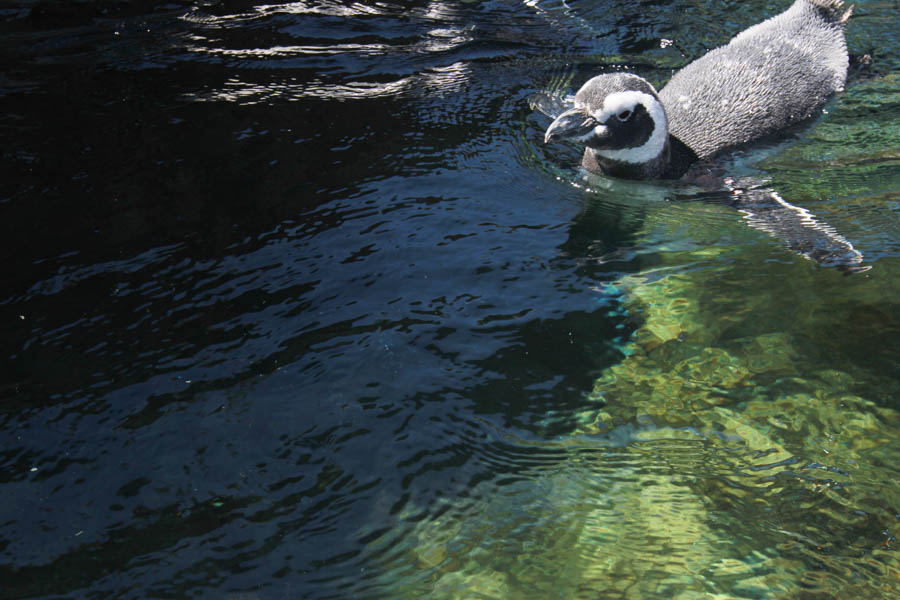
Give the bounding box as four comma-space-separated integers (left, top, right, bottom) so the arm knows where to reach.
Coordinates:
544, 73, 669, 171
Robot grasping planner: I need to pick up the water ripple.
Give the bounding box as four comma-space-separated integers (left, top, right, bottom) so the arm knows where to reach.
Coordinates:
2, 1, 900, 599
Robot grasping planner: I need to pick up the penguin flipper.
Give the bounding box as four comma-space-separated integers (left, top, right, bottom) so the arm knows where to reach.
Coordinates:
730, 184, 869, 273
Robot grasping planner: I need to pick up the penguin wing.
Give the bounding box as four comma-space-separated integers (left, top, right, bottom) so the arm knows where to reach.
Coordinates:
734, 186, 868, 273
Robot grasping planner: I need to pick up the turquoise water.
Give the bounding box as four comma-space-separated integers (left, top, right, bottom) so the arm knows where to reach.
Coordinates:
1, 1, 898, 598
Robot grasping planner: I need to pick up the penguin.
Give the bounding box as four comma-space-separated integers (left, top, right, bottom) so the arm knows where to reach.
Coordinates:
543, 0, 853, 180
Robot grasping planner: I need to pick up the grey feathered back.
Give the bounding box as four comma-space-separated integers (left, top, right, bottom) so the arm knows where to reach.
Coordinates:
660, 0, 851, 160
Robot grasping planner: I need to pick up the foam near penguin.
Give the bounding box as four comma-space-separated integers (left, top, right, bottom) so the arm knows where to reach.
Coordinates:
544, 0, 853, 180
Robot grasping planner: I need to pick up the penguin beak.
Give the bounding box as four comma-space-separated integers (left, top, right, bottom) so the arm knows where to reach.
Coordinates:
544, 108, 599, 144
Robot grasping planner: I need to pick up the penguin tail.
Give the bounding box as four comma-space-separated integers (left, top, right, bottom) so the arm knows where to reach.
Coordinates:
807, 0, 853, 25
840, 4, 853, 24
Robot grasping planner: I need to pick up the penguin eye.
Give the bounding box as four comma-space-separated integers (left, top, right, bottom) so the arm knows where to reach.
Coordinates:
617, 109, 633, 122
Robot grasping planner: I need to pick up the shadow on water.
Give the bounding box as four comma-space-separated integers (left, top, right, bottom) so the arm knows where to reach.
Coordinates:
1, 1, 899, 599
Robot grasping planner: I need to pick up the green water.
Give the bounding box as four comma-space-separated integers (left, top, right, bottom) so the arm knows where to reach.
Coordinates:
375, 250, 900, 599
369, 41, 900, 600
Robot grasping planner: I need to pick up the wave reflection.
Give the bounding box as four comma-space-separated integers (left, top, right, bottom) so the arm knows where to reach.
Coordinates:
3, 1, 900, 599
191, 61, 472, 104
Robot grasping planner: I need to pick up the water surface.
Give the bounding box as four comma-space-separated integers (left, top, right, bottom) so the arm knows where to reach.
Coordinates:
2, 1, 899, 598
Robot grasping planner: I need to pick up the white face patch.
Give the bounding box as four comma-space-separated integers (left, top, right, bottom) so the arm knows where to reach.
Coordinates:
586, 90, 668, 164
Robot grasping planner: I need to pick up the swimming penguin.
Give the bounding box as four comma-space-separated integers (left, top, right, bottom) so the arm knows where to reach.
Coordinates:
543, 0, 853, 180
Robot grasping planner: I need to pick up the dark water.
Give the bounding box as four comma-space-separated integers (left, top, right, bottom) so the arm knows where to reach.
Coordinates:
2, 1, 899, 598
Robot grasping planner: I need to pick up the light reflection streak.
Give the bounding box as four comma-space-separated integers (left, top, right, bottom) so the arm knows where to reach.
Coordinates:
180, 1, 477, 103
190, 44, 393, 59
187, 61, 471, 104
255, 1, 392, 17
